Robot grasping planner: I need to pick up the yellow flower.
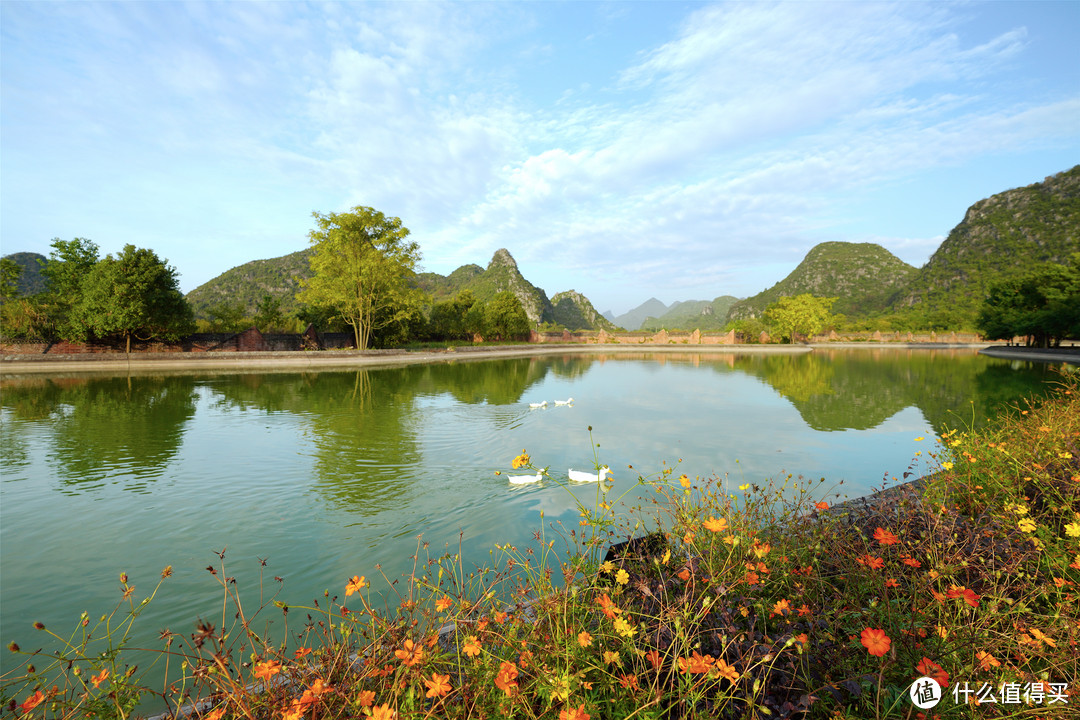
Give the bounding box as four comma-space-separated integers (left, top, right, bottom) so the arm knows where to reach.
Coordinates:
1065, 522, 1080, 538
661, 548, 671, 565
615, 568, 630, 585
512, 451, 530, 469
577, 631, 592, 647
1018, 518, 1037, 533
914, 436, 924, 442
600, 561, 615, 574
435, 596, 453, 612
603, 650, 621, 666
738, 483, 750, 491
613, 616, 636, 638
679, 474, 691, 488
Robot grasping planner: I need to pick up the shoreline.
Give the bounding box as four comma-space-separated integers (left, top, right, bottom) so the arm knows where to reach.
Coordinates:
3, 341, 1075, 376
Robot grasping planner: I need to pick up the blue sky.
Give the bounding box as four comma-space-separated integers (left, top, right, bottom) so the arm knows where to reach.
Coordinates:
2, 1, 1077, 315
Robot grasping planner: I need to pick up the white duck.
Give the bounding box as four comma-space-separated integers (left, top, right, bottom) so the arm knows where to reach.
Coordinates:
568, 466, 612, 483
554, 397, 574, 406
508, 471, 543, 485
528, 401, 548, 409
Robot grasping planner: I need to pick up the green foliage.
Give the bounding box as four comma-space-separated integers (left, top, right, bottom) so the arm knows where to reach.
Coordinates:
428, 290, 483, 340
0, 252, 48, 297
551, 290, 617, 331
641, 296, 740, 332
39, 237, 101, 338
977, 256, 1080, 347
0, 257, 22, 300
723, 317, 765, 342
298, 206, 424, 350
483, 291, 531, 341
73, 245, 195, 351
762, 294, 836, 342
253, 293, 286, 332
204, 301, 248, 333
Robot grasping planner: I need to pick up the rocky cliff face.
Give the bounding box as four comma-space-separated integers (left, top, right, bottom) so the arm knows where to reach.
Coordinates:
894, 165, 1080, 317
551, 290, 619, 331
481, 249, 555, 324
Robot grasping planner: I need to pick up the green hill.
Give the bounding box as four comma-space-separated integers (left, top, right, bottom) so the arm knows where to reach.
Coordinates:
889, 165, 1080, 327
1, 252, 48, 296
551, 290, 618, 331
184, 248, 313, 318
640, 296, 740, 331
727, 242, 916, 321
418, 249, 556, 325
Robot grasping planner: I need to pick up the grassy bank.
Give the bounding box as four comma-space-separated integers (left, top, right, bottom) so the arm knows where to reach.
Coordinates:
4, 374, 1078, 719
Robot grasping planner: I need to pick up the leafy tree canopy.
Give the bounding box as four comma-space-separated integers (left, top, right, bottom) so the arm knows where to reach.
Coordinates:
484, 291, 530, 341
298, 206, 423, 350
976, 256, 1080, 348
763, 294, 837, 343
73, 244, 195, 352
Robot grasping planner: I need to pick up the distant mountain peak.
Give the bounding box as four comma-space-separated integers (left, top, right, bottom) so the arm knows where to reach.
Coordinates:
488, 248, 518, 270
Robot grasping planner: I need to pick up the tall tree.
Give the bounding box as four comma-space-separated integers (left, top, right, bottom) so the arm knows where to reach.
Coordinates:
977, 258, 1080, 348
0, 257, 22, 300
763, 294, 837, 343
484, 291, 530, 341
40, 237, 100, 338
74, 245, 195, 352
297, 206, 423, 350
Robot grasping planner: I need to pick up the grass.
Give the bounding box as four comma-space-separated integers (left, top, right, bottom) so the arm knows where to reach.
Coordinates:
4, 372, 1078, 719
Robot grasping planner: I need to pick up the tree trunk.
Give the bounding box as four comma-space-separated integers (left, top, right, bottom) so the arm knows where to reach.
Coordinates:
126, 332, 131, 355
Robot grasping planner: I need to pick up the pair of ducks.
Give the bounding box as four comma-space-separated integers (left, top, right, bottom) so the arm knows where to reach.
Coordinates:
529, 398, 574, 408
508, 466, 612, 484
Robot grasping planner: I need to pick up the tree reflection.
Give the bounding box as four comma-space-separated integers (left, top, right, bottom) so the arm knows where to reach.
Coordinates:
0, 375, 199, 491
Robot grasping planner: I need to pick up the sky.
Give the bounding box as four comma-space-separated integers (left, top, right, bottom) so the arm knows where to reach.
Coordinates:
2, 1, 1078, 316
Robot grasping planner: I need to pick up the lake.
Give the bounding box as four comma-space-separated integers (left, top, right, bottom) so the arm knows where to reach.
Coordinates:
0, 347, 1060, 687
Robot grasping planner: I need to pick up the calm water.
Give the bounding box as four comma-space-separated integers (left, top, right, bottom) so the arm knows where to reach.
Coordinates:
0, 348, 1059, 684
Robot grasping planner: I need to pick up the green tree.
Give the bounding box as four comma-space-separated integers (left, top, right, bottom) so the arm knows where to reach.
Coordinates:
73, 245, 195, 352
0, 257, 22, 300
484, 291, 530, 341
763, 294, 837, 343
254, 294, 285, 332
40, 237, 100, 338
429, 289, 483, 340
206, 301, 247, 333
297, 206, 423, 350
977, 258, 1080, 347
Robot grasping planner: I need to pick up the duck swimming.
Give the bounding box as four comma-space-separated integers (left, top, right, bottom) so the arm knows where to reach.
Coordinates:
508, 471, 543, 484
568, 466, 612, 483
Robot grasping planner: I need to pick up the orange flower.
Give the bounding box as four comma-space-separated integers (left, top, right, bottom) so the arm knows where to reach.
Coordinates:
346, 575, 367, 596
204, 709, 225, 720
975, 651, 1001, 671
495, 661, 518, 696
794, 633, 809, 646
462, 635, 482, 657
797, 603, 811, 616
874, 527, 900, 546
357, 690, 375, 707
677, 568, 691, 581
424, 672, 452, 698
371, 703, 397, 720
90, 668, 109, 688
743, 570, 760, 585
678, 651, 714, 674
435, 596, 453, 612
752, 541, 771, 558
885, 578, 899, 588
577, 631, 593, 647
714, 657, 740, 683
512, 451, 530, 469
814, 501, 829, 510
857, 555, 884, 570
645, 649, 661, 669
617, 674, 639, 690
915, 657, 949, 687
394, 639, 423, 667
902, 557, 922, 568
597, 593, 620, 618
770, 599, 791, 617
945, 584, 967, 599
961, 588, 981, 607
494, 610, 508, 623
294, 647, 312, 659
860, 628, 891, 657
560, 704, 590, 720
254, 659, 282, 682
703, 516, 728, 533
20, 691, 45, 712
